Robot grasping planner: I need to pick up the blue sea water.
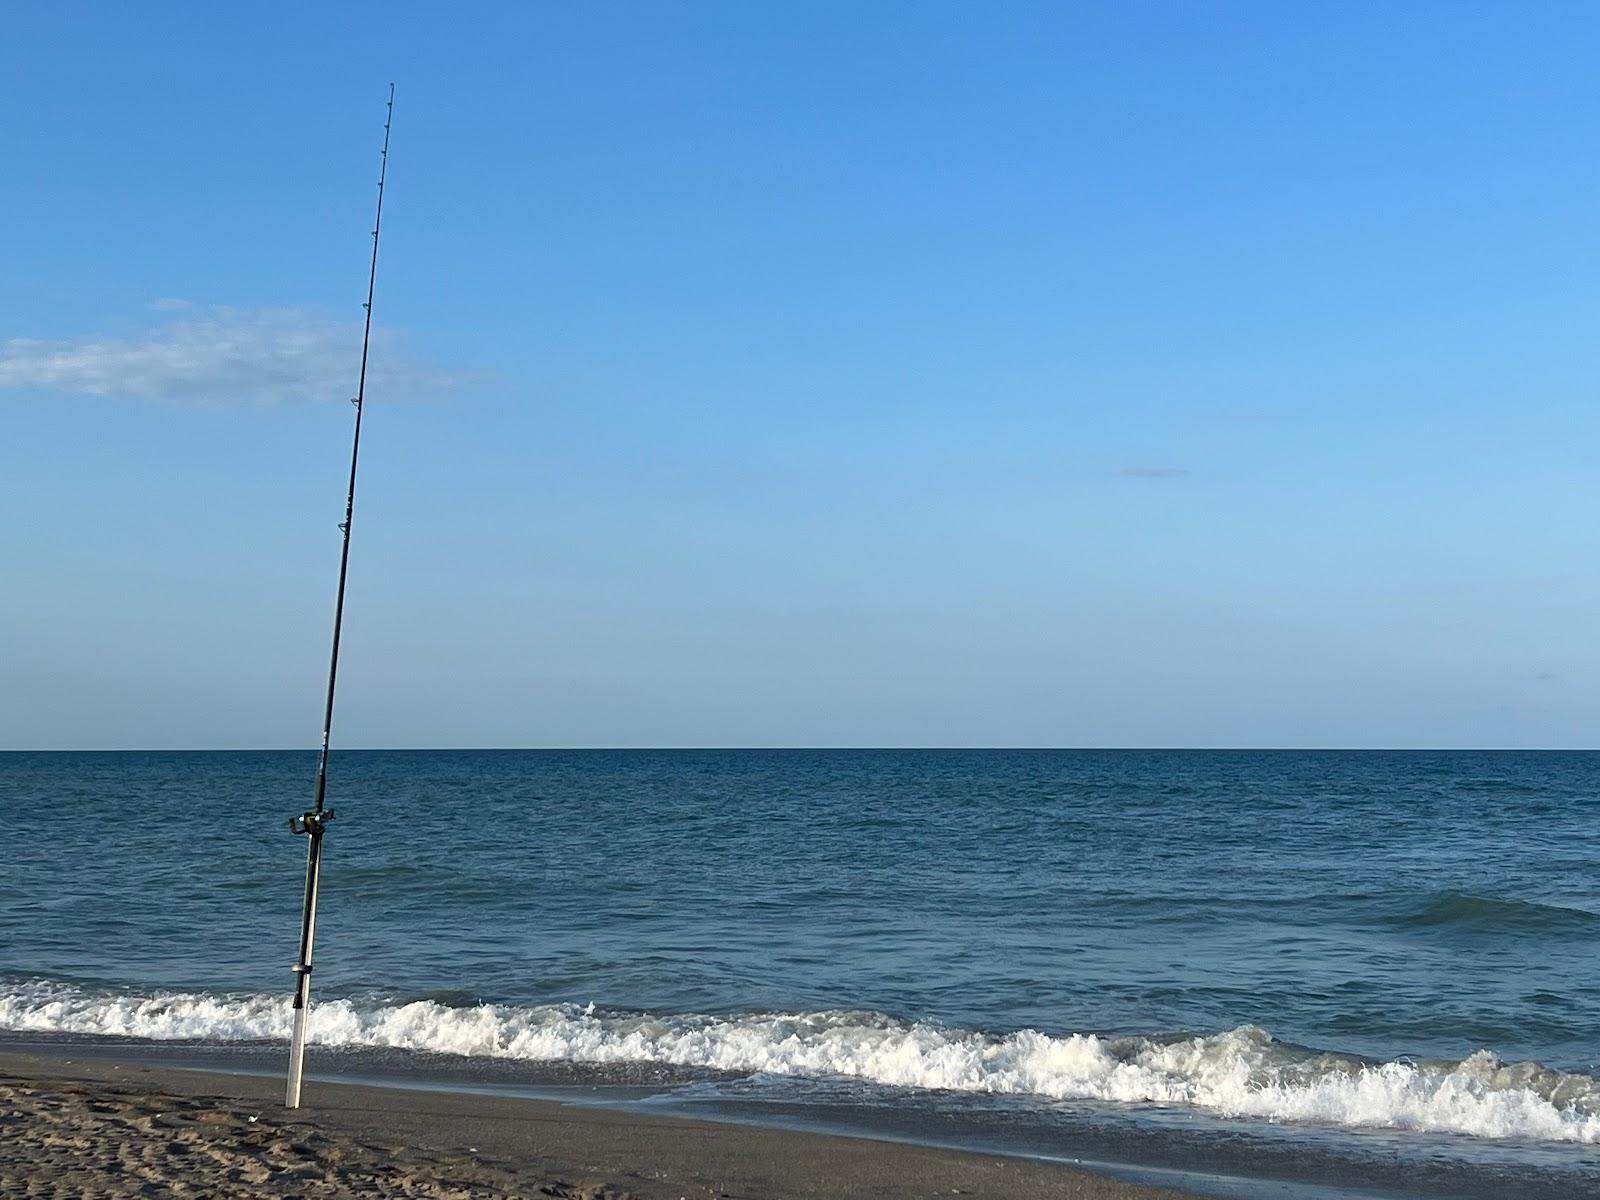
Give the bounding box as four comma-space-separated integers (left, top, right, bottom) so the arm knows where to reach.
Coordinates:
2, 749, 1598, 1196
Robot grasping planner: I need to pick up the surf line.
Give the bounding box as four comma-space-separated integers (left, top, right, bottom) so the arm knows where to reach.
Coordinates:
285, 83, 395, 1110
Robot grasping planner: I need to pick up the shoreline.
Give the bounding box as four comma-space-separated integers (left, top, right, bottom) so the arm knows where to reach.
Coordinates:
6, 1040, 1592, 1200
9, 1044, 1600, 1200
1, 1048, 1208, 1200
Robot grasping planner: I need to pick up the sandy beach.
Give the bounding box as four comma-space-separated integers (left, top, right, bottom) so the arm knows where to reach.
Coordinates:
0, 1050, 1203, 1200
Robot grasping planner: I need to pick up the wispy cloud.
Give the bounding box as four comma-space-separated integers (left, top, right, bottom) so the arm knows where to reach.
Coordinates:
0, 304, 472, 403
1118, 465, 1189, 478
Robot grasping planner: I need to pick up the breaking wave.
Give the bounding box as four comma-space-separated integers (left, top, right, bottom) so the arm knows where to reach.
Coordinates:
3, 980, 1597, 1144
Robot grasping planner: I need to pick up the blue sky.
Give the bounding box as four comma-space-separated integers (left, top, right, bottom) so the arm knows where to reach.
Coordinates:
4, 2, 1598, 748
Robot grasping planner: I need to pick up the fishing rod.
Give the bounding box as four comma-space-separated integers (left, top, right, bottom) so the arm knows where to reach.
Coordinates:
285, 83, 394, 1110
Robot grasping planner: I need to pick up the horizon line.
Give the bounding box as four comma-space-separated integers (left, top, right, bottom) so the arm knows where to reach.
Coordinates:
2, 745, 1596, 754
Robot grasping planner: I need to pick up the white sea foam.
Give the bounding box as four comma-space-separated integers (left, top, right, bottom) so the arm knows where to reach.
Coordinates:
3, 981, 1597, 1144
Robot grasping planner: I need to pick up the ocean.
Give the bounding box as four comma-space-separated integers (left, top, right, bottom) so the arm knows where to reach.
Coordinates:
2, 749, 1597, 1197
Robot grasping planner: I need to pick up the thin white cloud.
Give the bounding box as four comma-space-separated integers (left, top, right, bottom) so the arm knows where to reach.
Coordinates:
0, 304, 472, 403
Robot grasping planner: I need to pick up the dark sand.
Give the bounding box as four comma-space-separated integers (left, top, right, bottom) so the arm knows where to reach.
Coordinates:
0, 1050, 1205, 1199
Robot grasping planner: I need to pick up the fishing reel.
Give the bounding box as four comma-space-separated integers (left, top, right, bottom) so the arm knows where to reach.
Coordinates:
288, 809, 336, 837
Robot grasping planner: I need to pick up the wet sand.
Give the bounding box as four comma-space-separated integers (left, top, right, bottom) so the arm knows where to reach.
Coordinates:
0, 1049, 1203, 1199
